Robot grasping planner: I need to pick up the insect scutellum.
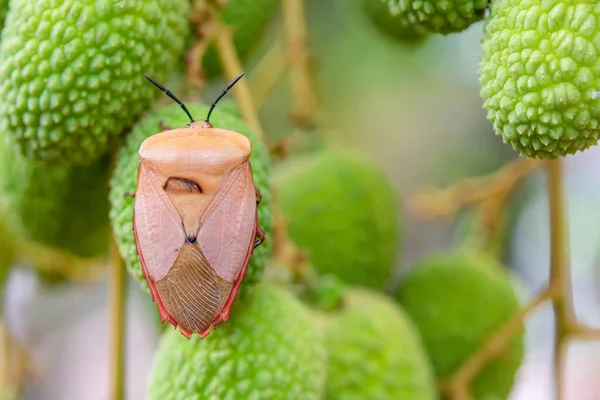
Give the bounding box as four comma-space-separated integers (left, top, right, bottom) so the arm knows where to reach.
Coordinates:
143, 72, 246, 127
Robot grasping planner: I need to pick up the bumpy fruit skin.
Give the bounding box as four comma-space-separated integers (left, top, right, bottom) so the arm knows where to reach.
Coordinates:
148, 284, 326, 399
0, 0, 190, 165
0, 135, 110, 257
362, 0, 487, 38
324, 288, 436, 400
275, 148, 399, 290
480, 1, 600, 158
202, 0, 278, 76
361, 0, 429, 42
109, 103, 272, 293
397, 250, 524, 400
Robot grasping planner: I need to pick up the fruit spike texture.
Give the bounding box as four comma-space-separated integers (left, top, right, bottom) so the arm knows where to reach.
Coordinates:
479, 1, 600, 159
361, 0, 429, 42
202, 0, 279, 76
397, 250, 524, 400
324, 288, 436, 400
0, 134, 110, 258
362, 0, 488, 38
0, 0, 190, 165
147, 284, 326, 400
275, 147, 399, 290
109, 102, 272, 293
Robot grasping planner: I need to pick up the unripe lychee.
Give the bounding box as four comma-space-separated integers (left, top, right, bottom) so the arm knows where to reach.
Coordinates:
323, 287, 436, 400
274, 147, 399, 290
147, 284, 326, 399
0, 135, 110, 258
397, 250, 524, 399
0, 0, 190, 164
479, 1, 600, 158
362, 0, 488, 39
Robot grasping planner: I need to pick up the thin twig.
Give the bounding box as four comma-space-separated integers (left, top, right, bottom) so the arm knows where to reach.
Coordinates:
109, 235, 126, 400
186, 4, 215, 92
249, 40, 288, 110
282, 0, 318, 127
546, 158, 573, 400
211, 9, 267, 144
411, 158, 542, 223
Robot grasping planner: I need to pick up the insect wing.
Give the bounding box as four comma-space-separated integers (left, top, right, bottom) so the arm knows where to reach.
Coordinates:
134, 163, 185, 283
199, 161, 257, 283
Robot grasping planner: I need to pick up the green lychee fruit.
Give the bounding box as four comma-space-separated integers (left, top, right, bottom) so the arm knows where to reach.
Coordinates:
397, 250, 524, 399
147, 284, 326, 400
479, 1, 600, 159
361, 0, 488, 38
0, 0, 8, 32
0, 0, 190, 165
274, 147, 399, 290
0, 134, 110, 258
109, 102, 272, 293
323, 287, 436, 400
361, 0, 429, 41
202, 0, 279, 77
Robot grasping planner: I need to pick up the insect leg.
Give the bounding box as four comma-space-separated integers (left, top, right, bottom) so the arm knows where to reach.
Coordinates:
125, 191, 136, 198
255, 188, 262, 205
158, 120, 173, 132
254, 225, 265, 249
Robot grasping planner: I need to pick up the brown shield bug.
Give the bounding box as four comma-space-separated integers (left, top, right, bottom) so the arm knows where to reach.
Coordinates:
133, 73, 264, 339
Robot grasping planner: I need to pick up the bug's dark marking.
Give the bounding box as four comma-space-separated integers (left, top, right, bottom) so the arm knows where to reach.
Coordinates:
144, 75, 195, 123
164, 177, 202, 194
186, 236, 197, 244
125, 191, 136, 198
205, 72, 245, 124
254, 225, 265, 249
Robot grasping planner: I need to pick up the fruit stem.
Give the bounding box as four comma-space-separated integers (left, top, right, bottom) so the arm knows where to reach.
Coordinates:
282, 0, 318, 128
109, 235, 126, 400
411, 157, 542, 226
0, 319, 20, 398
211, 10, 267, 144
546, 158, 574, 400
250, 39, 287, 111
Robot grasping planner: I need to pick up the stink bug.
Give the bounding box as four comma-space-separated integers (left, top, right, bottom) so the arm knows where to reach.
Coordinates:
133, 73, 265, 339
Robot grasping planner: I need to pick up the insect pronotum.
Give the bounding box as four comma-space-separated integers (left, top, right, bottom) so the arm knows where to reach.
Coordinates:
133, 73, 265, 339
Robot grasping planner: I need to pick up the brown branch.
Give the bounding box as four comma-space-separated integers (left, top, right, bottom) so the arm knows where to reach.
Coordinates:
282, 0, 318, 127
546, 158, 574, 400
249, 40, 288, 111
108, 235, 126, 400
211, 9, 267, 144
411, 158, 542, 224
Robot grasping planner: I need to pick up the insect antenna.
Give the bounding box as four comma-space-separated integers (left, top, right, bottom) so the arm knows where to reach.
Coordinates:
144, 75, 195, 123
205, 72, 245, 123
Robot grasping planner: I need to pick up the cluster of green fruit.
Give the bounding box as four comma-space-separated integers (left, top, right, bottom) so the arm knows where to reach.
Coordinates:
363, 0, 600, 159
144, 141, 525, 399
1, 0, 594, 398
